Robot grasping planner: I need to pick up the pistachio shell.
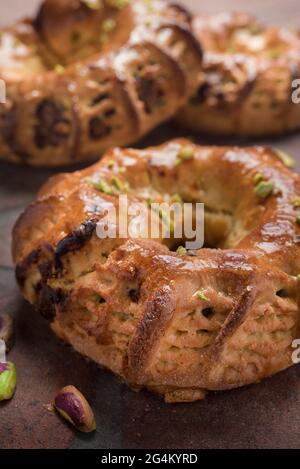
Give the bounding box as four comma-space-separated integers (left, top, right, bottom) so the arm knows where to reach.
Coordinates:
0, 314, 14, 352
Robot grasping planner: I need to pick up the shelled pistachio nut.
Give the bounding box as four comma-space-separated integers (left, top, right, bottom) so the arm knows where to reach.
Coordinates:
0, 362, 17, 401
54, 385, 96, 433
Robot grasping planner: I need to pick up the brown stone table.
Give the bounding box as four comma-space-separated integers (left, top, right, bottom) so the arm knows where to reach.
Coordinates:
1, 0, 300, 449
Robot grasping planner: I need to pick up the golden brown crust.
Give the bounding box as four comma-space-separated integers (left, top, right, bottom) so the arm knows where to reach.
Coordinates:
13, 139, 300, 402
0, 0, 202, 166
178, 12, 300, 136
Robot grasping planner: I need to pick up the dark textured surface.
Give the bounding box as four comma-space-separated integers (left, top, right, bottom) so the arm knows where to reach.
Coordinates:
1, 0, 300, 449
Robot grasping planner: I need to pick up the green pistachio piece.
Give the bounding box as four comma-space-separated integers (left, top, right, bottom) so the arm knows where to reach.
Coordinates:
81, 0, 102, 9
54, 64, 65, 75
175, 146, 194, 166
248, 24, 261, 35
111, 177, 124, 192
88, 178, 113, 194
269, 47, 282, 59
107, 160, 115, 169
177, 146, 194, 161
274, 149, 295, 169
176, 246, 187, 255
106, 0, 130, 9
253, 172, 264, 185
0, 362, 16, 401
102, 18, 116, 32
171, 194, 183, 204
296, 216, 300, 226
195, 290, 210, 302
293, 197, 300, 208
255, 181, 274, 199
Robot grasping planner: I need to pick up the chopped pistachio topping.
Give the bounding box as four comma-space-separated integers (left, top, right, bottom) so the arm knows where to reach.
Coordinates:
106, 0, 130, 9
296, 274, 300, 282
253, 172, 263, 185
111, 176, 124, 192
293, 197, 300, 208
151, 206, 174, 235
175, 147, 194, 167
88, 178, 113, 194
171, 193, 183, 204
248, 24, 261, 35
274, 149, 295, 169
102, 18, 116, 33
194, 290, 210, 302
146, 198, 154, 207
54, 64, 65, 75
81, 0, 102, 10
255, 181, 274, 199
144, 0, 156, 13
107, 160, 115, 169
177, 146, 194, 161
176, 246, 187, 255
296, 216, 300, 226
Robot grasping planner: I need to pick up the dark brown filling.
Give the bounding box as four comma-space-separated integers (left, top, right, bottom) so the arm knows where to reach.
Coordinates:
35, 99, 72, 148
136, 76, 164, 114
89, 116, 111, 140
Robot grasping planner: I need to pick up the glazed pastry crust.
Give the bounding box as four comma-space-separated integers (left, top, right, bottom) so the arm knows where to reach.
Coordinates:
178, 12, 300, 137
13, 139, 300, 402
0, 0, 202, 166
